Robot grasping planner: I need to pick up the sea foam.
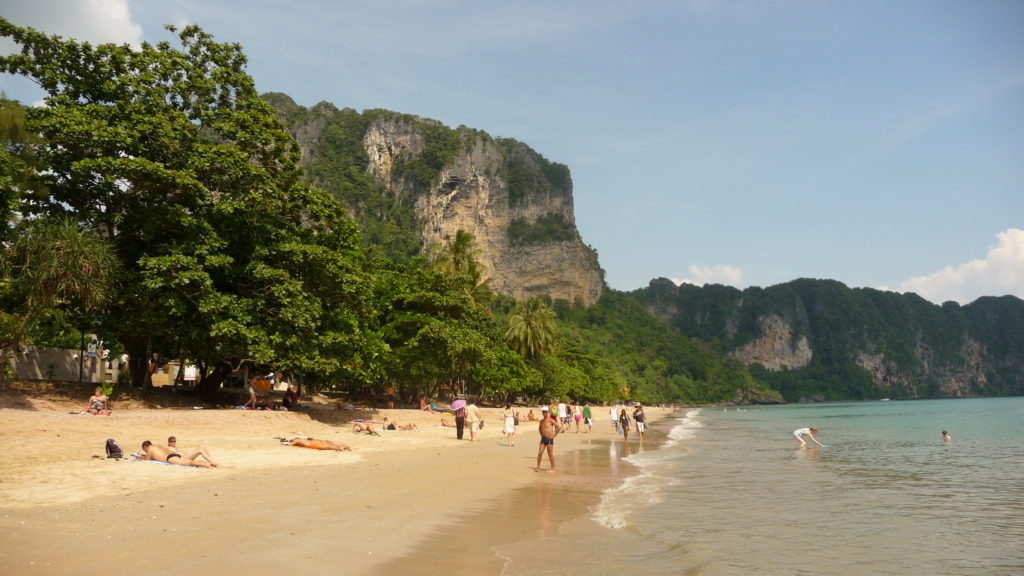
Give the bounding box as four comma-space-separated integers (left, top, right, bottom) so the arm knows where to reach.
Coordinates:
593, 409, 702, 529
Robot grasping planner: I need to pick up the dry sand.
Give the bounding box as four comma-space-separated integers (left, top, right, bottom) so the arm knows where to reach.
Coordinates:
0, 390, 667, 575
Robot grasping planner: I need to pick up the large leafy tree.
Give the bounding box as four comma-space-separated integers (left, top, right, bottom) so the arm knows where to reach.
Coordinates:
0, 19, 373, 393
0, 97, 44, 239
369, 258, 495, 400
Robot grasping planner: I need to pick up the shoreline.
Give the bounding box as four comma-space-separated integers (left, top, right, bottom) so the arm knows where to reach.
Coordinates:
0, 392, 672, 574
377, 418, 674, 574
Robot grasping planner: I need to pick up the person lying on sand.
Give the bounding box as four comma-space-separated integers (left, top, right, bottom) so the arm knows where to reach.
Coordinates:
138, 440, 215, 467
167, 436, 219, 467
440, 416, 456, 428
351, 422, 381, 435
383, 418, 420, 431
282, 437, 352, 451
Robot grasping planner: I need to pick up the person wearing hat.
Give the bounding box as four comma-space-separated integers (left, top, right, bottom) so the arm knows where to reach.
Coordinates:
535, 405, 561, 473
633, 403, 646, 443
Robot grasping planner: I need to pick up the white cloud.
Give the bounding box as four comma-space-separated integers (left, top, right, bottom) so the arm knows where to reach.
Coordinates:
896, 228, 1024, 305
672, 264, 744, 287
1, 0, 143, 53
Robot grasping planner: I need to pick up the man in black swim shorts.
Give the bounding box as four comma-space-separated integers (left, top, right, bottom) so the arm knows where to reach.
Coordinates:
535, 406, 561, 473
139, 440, 214, 468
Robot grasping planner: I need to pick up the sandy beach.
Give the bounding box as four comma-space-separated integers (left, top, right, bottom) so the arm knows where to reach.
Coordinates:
0, 388, 667, 575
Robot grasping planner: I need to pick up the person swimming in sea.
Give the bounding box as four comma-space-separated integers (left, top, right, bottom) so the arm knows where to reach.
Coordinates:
942, 430, 952, 442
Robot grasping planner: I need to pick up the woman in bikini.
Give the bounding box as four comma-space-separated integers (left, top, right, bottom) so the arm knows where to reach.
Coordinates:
139, 441, 214, 467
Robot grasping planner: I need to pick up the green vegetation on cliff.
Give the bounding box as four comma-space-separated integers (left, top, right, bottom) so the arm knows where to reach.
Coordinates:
495, 137, 571, 206
507, 213, 577, 246
634, 278, 1024, 401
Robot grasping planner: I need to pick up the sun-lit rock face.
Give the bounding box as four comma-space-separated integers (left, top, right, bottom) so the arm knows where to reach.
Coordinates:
290, 101, 604, 305
369, 123, 603, 305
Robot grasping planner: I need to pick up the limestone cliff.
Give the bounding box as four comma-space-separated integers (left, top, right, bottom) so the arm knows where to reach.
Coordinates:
363, 118, 603, 304
731, 315, 812, 371
267, 94, 604, 305
633, 278, 1024, 400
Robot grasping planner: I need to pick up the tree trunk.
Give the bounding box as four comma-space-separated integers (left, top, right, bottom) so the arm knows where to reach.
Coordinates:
200, 361, 232, 399
0, 348, 10, 390
123, 337, 149, 389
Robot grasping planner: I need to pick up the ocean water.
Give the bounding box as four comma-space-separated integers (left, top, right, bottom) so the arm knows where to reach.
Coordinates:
497, 398, 1024, 575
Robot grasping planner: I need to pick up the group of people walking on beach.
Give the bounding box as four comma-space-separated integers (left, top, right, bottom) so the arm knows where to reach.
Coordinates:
533, 401, 648, 473
608, 403, 647, 443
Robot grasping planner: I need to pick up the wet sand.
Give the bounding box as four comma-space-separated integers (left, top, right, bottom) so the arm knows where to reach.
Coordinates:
375, 432, 651, 575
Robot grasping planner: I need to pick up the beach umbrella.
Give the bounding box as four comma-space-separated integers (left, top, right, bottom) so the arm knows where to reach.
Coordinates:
450, 399, 466, 411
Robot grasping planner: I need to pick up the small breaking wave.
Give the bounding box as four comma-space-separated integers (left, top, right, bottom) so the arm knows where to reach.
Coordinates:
664, 408, 703, 448
593, 409, 702, 529
592, 470, 664, 529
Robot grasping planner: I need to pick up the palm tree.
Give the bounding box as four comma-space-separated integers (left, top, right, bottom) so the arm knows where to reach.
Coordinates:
506, 298, 558, 358
433, 229, 478, 276
0, 218, 120, 387
432, 229, 494, 309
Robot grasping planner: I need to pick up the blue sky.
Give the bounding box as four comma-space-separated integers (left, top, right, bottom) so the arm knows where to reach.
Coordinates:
2, 0, 1022, 304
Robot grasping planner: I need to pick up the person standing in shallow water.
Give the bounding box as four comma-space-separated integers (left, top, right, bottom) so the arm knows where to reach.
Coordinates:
619, 408, 631, 442
793, 427, 825, 447
633, 403, 646, 443
535, 407, 560, 472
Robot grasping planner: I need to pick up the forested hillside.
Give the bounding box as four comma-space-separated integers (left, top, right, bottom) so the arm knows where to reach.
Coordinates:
634, 278, 1024, 401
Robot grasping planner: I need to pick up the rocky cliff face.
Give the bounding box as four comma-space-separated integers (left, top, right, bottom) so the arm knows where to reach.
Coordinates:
270, 96, 604, 305
734, 315, 984, 398
854, 338, 987, 397
362, 118, 603, 304
731, 315, 812, 371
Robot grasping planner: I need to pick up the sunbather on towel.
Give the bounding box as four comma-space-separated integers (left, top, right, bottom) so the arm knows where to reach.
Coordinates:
283, 437, 352, 451
167, 436, 219, 467
138, 441, 215, 467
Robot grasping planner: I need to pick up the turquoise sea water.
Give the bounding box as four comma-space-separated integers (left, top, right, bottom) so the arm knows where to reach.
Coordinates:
497, 398, 1024, 575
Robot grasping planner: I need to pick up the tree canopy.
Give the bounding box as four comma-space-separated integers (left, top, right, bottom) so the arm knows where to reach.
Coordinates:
0, 18, 373, 392
0, 17, 782, 407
